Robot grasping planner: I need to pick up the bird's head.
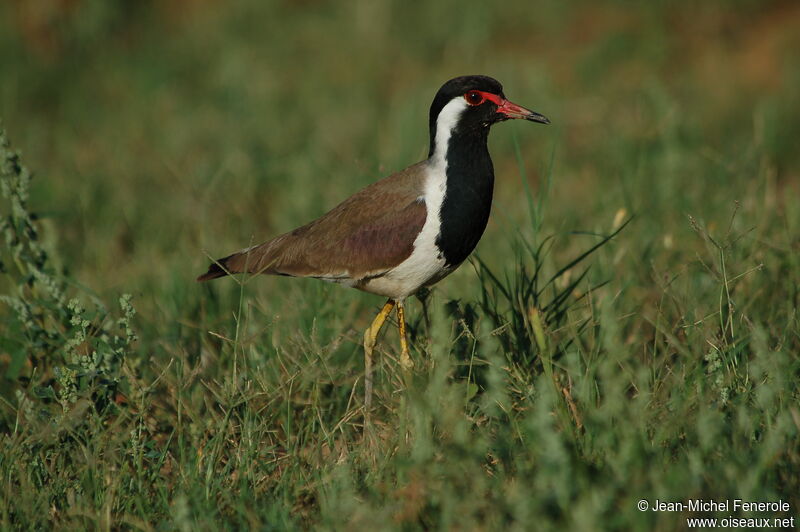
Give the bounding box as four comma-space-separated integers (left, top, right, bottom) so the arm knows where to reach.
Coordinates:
428, 75, 549, 158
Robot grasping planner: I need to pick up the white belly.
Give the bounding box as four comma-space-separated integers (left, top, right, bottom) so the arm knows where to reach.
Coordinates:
360, 160, 451, 299
360, 243, 450, 298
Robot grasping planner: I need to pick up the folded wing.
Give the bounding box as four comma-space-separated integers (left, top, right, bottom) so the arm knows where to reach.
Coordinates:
197, 162, 428, 283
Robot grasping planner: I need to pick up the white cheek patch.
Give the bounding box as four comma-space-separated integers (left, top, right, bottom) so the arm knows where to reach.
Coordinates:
430, 97, 468, 169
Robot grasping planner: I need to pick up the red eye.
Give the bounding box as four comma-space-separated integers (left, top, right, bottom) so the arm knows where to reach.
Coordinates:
464, 90, 485, 106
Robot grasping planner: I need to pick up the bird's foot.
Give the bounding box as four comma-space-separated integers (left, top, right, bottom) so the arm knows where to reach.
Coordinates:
399, 350, 414, 371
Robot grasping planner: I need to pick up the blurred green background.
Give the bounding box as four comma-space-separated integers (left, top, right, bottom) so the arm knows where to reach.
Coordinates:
3, 0, 797, 309
1, 0, 799, 529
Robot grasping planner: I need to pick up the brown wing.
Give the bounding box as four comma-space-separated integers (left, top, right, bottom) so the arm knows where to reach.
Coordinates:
198, 161, 428, 282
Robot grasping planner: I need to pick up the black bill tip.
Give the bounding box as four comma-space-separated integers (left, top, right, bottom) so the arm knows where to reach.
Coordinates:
526, 111, 550, 125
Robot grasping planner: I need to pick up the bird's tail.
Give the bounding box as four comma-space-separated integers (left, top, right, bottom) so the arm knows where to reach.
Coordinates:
197, 234, 291, 282
196, 250, 250, 282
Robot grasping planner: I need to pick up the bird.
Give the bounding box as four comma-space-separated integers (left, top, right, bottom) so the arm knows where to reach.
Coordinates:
197, 75, 549, 409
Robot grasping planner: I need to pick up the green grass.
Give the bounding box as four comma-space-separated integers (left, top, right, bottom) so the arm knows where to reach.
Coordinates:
1, 0, 799, 529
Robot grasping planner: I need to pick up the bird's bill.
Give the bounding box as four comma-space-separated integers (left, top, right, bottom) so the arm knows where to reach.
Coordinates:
496, 99, 550, 124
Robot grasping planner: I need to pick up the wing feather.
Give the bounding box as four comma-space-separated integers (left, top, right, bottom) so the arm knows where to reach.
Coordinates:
198, 162, 429, 282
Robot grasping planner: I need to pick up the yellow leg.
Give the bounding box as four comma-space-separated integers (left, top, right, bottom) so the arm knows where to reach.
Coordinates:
364, 299, 395, 411
397, 300, 413, 370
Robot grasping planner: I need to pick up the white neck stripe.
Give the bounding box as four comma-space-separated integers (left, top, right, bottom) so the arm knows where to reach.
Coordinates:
364, 98, 467, 297
430, 97, 468, 171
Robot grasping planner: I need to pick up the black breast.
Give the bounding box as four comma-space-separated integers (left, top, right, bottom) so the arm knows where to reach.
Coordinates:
435, 132, 495, 267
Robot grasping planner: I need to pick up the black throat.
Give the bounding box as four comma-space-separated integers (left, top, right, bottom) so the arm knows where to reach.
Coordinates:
434, 127, 495, 267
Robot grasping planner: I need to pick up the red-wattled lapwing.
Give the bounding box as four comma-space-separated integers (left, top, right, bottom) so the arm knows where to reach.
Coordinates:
198, 75, 549, 408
